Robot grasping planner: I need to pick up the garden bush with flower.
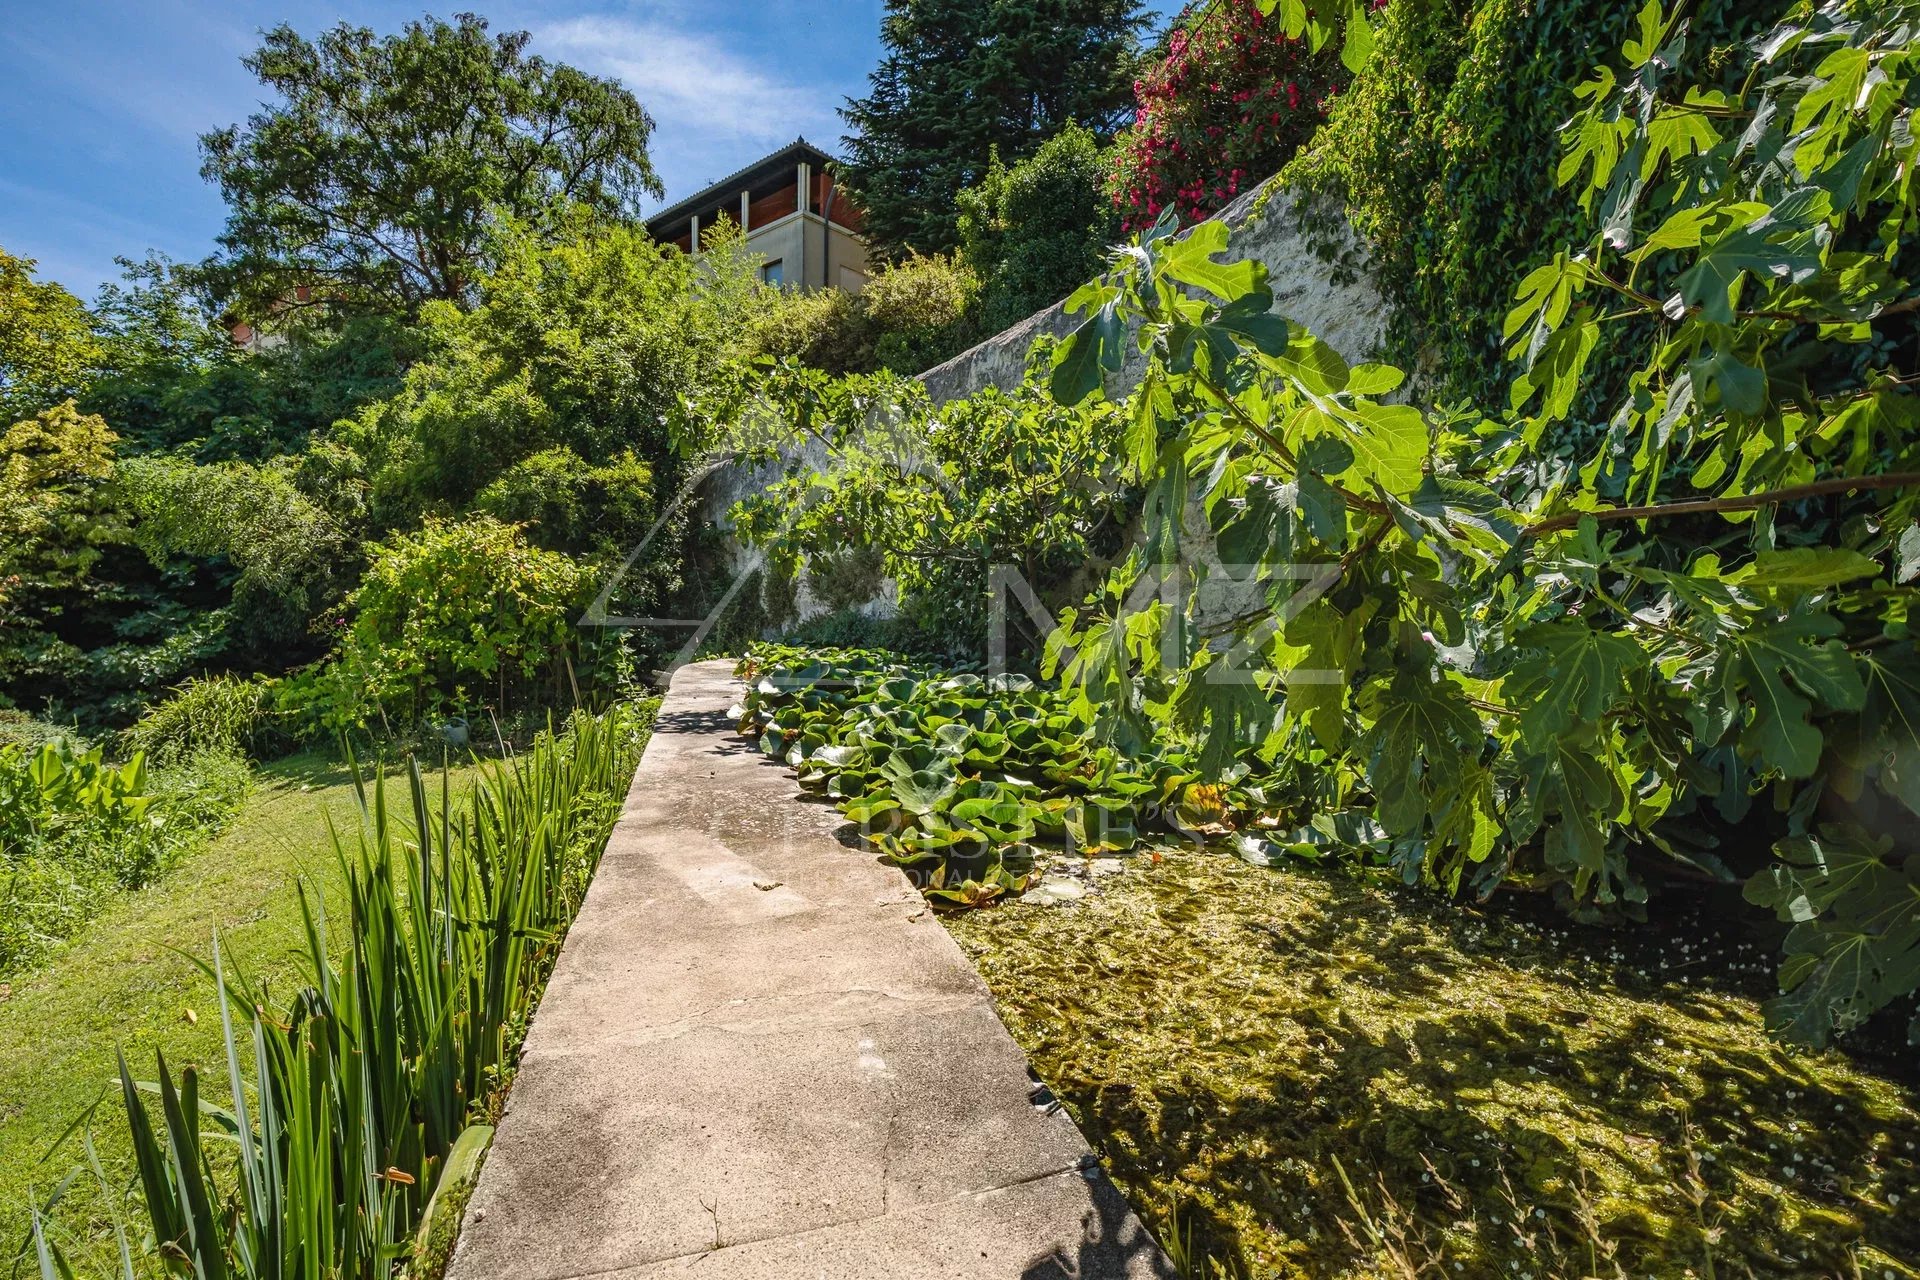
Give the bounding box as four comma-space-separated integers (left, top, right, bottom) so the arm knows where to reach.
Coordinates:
1107, 0, 1355, 231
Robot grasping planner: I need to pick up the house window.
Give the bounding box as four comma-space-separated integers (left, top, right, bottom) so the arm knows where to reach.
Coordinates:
761, 259, 784, 287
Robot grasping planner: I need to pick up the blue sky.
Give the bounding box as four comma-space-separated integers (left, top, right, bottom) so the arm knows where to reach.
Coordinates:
0, 0, 1177, 300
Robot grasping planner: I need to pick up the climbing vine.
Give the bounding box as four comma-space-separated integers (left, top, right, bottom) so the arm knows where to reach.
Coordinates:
1281, 0, 1791, 407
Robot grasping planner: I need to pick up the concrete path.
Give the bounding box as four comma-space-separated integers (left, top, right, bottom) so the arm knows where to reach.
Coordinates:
449, 661, 1174, 1280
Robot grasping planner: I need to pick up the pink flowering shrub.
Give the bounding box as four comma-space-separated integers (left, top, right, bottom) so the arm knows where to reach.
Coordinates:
1109, 0, 1357, 231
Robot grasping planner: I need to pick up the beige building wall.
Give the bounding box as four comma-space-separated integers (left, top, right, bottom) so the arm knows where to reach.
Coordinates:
742, 214, 869, 292
827, 223, 868, 293
743, 217, 809, 288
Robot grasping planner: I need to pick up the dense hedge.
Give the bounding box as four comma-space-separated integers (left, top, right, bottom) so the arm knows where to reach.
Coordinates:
747, 254, 982, 377
958, 124, 1119, 332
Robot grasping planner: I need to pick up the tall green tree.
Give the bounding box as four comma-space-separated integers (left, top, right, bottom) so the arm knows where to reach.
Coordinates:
841, 0, 1148, 258
199, 14, 663, 317
84, 255, 417, 462
0, 248, 100, 425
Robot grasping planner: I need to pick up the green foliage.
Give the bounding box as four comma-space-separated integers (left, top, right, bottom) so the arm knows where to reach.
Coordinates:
1514, 0, 1920, 1045
0, 255, 417, 728
310, 516, 588, 729
84, 256, 418, 462
88, 705, 643, 1278
1111, 0, 1349, 231
476, 446, 655, 558
1282, 0, 1788, 406
958, 124, 1120, 330
0, 249, 100, 425
747, 254, 981, 376
840, 0, 1152, 258
729, 365, 1133, 658
0, 404, 127, 710
746, 287, 874, 376
120, 453, 350, 651
0, 255, 414, 729
861, 253, 983, 373
304, 215, 769, 674
1032, 0, 1920, 1050
738, 648, 1309, 906
0, 741, 247, 975
5, 176, 757, 732
330, 214, 749, 535
0, 403, 120, 623
0, 711, 86, 753
0, 743, 157, 864
0, 401, 258, 728
198, 14, 662, 315
122, 675, 281, 766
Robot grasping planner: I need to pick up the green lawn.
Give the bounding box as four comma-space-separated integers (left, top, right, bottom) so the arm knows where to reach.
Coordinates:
0, 754, 479, 1272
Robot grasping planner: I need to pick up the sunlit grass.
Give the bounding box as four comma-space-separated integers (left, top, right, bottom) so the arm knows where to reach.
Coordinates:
0, 754, 478, 1272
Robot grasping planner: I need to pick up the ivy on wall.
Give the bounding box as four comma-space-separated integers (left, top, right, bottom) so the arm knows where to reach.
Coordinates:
1281, 0, 1791, 407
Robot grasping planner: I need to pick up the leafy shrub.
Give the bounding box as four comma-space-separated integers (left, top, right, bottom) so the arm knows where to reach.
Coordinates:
311, 516, 589, 729
729, 366, 1133, 661
476, 446, 655, 558
319, 213, 768, 638
1281, 0, 1790, 405
122, 674, 280, 765
119, 453, 349, 653
0, 740, 245, 973
0, 403, 120, 630
958, 124, 1120, 330
1109, 0, 1350, 231
0, 710, 87, 754
862, 254, 981, 373
776, 607, 926, 657
83, 257, 416, 463
0, 247, 100, 425
745, 287, 873, 377
0, 742, 157, 868
1034, 0, 1920, 1049
750, 255, 982, 377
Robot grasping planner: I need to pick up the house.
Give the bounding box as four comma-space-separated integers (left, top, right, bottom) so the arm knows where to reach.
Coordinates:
225, 284, 312, 351
645, 138, 869, 293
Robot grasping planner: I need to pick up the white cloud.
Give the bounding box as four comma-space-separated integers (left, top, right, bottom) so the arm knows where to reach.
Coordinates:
532, 15, 842, 204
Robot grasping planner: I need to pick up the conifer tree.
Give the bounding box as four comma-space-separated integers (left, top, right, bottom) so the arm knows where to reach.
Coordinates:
841, 0, 1148, 259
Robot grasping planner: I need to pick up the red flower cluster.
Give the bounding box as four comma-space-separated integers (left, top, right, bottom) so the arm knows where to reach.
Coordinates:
1109, 0, 1354, 232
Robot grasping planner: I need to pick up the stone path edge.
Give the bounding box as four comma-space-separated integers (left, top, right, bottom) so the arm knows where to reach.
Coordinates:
446, 660, 1174, 1280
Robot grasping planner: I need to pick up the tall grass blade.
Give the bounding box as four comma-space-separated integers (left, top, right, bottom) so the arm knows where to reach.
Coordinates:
97, 705, 643, 1279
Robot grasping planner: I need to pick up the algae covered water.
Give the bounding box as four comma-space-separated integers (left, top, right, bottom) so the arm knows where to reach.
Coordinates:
947, 847, 1920, 1279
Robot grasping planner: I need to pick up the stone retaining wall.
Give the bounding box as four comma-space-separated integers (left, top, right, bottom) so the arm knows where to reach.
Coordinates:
705, 179, 1393, 630
917, 184, 1390, 406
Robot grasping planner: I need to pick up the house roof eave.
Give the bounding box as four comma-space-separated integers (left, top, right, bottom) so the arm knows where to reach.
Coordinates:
645, 138, 841, 239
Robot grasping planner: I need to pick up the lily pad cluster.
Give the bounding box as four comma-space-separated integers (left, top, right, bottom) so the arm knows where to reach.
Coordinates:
735, 645, 1355, 908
